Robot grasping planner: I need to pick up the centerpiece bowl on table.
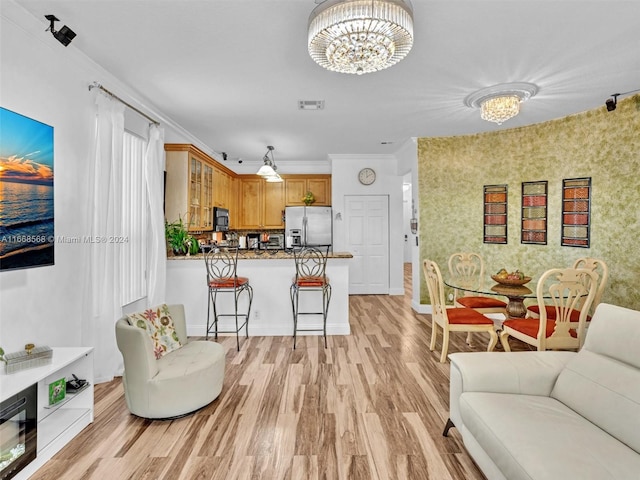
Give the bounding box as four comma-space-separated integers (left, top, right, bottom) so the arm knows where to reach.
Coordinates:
491, 274, 532, 286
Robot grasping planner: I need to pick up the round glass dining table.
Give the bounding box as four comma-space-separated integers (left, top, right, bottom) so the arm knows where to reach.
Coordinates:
444, 276, 538, 319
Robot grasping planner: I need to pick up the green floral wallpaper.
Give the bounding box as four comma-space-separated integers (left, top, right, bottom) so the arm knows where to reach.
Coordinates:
418, 94, 640, 310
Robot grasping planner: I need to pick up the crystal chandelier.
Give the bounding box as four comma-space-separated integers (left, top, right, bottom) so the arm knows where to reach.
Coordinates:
465, 83, 539, 125
308, 0, 414, 75
481, 96, 521, 125
256, 146, 283, 182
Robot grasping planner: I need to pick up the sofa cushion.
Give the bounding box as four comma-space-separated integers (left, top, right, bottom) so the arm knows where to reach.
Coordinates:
127, 304, 182, 359
460, 391, 640, 480
551, 349, 640, 454
551, 304, 640, 454
145, 340, 226, 418
582, 303, 640, 370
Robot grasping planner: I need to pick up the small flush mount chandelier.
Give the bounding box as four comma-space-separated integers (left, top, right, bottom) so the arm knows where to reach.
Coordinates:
465, 83, 539, 125
257, 146, 283, 182
308, 0, 414, 75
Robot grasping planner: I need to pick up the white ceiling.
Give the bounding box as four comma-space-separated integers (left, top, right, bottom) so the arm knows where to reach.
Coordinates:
13, 0, 640, 170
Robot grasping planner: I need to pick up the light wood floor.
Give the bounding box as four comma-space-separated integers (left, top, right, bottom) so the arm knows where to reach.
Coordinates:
32, 265, 525, 480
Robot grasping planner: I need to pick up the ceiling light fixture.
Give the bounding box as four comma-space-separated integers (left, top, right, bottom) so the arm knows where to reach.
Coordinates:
256, 146, 283, 182
45, 14, 76, 47
307, 0, 414, 75
465, 83, 539, 125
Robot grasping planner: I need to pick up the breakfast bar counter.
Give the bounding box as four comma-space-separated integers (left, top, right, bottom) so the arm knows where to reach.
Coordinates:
166, 251, 352, 338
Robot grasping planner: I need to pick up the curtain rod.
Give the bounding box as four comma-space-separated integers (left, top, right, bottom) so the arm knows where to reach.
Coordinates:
89, 82, 160, 126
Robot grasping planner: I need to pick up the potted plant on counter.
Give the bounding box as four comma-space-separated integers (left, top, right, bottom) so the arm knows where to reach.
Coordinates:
165, 216, 199, 256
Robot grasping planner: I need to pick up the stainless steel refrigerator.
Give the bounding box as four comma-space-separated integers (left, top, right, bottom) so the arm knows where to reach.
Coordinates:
285, 206, 332, 247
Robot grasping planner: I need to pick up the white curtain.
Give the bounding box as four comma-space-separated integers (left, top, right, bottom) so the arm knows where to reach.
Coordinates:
145, 124, 166, 306
83, 91, 125, 384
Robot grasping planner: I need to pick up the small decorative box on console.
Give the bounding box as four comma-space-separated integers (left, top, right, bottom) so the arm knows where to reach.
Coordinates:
4, 345, 53, 374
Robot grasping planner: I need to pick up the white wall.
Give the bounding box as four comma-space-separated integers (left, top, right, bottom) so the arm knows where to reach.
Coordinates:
0, 2, 196, 354
330, 154, 404, 295
394, 138, 424, 312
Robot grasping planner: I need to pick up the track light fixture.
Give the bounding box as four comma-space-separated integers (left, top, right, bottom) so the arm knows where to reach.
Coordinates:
605, 88, 640, 112
45, 14, 76, 46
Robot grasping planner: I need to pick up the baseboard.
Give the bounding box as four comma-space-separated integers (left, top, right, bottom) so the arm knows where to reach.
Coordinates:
412, 301, 432, 314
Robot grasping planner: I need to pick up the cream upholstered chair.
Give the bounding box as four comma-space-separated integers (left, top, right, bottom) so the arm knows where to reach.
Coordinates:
423, 259, 498, 362
115, 304, 225, 419
526, 257, 608, 321
448, 252, 507, 314
500, 268, 598, 352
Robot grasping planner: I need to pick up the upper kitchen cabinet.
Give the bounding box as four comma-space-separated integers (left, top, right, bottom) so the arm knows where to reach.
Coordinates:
237, 176, 285, 229
165, 144, 235, 231
263, 181, 285, 228
212, 166, 231, 209
285, 175, 331, 206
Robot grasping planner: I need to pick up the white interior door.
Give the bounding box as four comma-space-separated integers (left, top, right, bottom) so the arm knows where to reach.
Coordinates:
345, 195, 389, 294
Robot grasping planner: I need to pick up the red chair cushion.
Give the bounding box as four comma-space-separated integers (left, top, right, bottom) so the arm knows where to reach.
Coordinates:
503, 318, 577, 338
294, 276, 329, 287
209, 276, 250, 289
526, 305, 591, 322
457, 296, 507, 309
446, 308, 494, 325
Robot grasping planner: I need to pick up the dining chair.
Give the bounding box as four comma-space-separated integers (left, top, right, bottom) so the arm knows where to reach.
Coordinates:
448, 252, 507, 344
500, 267, 598, 352
447, 252, 507, 314
205, 247, 253, 351
423, 259, 498, 363
290, 245, 332, 349
526, 257, 608, 321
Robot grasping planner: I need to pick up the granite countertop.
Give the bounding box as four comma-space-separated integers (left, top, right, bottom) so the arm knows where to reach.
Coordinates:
168, 250, 353, 260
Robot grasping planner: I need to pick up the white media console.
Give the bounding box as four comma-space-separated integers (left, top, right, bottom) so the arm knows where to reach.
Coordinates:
0, 347, 94, 479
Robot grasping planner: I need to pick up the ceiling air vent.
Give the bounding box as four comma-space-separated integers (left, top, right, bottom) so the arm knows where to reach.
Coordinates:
298, 100, 325, 110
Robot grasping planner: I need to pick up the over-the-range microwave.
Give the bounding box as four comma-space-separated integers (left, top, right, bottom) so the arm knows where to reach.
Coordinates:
213, 207, 229, 232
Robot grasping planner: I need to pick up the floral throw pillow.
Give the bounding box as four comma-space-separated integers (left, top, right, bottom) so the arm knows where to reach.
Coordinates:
127, 304, 182, 359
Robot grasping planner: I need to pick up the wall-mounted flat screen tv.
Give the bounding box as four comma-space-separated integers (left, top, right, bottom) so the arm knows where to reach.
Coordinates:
0, 107, 54, 271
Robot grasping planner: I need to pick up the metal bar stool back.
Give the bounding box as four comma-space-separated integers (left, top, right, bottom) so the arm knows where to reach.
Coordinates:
205, 247, 253, 351
290, 245, 332, 349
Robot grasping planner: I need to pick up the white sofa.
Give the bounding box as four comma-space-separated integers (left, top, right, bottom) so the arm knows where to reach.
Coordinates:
448, 303, 640, 480
115, 304, 225, 419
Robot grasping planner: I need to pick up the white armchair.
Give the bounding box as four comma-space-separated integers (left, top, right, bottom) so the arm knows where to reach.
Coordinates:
115, 304, 225, 419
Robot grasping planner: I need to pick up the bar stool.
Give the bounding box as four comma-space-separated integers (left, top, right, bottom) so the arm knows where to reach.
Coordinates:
290, 245, 331, 349
204, 247, 253, 351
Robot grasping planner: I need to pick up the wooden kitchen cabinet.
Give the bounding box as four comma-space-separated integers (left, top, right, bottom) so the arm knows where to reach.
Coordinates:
238, 177, 263, 228
166, 145, 330, 231
213, 167, 231, 209
165, 144, 236, 231
228, 176, 239, 229
285, 175, 331, 206
263, 181, 285, 228
237, 176, 285, 229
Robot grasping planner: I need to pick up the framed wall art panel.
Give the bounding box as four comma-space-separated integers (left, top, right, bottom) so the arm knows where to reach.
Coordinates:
483, 184, 507, 244
521, 180, 547, 245
561, 177, 591, 247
